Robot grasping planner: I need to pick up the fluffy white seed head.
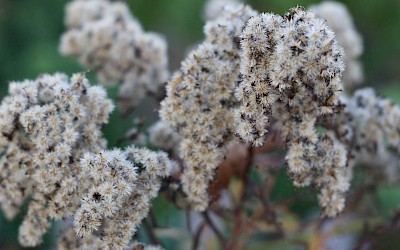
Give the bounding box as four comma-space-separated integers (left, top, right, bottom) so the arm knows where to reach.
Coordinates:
0, 72, 113, 246
60, 0, 169, 114
160, 4, 258, 211
309, 1, 364, 89
236, 7, 348, 216
74, 146, 175, 249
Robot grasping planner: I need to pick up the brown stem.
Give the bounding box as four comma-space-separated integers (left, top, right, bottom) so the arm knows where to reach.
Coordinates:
143, 219, 161, 247
210, 204, 234, 221
202, 211, 228, 250
238, 146, 255, 208
186, 209, 192, 234
192, 222, 207, 250
353, 208, 400, 250
149, 209, 159, 228
229, 146, 255, 249
250, 182, 284, 236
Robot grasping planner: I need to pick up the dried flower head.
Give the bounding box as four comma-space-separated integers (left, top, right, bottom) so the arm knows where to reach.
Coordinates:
60, 0, 169, 114
309, 1, 364, 89
0, 72, 113, 246
148, 120, 181, 155
130, 242, 165, 250
160, 4, 258, 211
234, 12, 283, 146
236, 7, 349, 216
329, 88, 400, 182
58, 231, 163, 250
72, 146, 175, 250
203, 0, 241, 20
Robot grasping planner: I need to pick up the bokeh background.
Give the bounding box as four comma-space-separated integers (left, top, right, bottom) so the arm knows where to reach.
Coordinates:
0, 0, 400, 249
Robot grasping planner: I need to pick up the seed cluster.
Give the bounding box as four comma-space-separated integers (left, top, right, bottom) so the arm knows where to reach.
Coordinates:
0, 1, 392, 249
60, 0, 169, 114
329, 88, 400, 181
160, 4, 258, 211
62, 146, 175, 250
203, 0, 240, 20
148, 120, 181, 155
0, 73, 113, 246
236, 7, 349, 216
310, 1, 363, 90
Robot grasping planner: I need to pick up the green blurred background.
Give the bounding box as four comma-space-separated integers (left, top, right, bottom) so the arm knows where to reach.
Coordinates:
0, 0, 399, 249
1, 0, 400, 93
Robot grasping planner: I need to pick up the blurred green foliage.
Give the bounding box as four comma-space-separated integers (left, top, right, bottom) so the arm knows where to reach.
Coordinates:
0, 0, 400, 249
1, 0, 400, 93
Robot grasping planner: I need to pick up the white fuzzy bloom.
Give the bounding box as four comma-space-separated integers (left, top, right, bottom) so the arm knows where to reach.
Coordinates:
236, 7, 349, 216
73, 146, 175, 250
0, 72, 113, 246
309, 1, 364, 89
60, 0, 169, 114
160, 4, 258, 211
203, 0, 240, 20
237, 7, 345, 143
330, 88, 400, 183
130, 241, 165, 250
148, 120, 181, 154
58, 228, 103, 250
235, 12, 284, 146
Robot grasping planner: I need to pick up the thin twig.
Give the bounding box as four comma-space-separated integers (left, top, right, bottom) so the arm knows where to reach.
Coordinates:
186, 209, 193, 235
149, 209, 159, 228
353, 209, 400, 250
229, 146, 254, 249
202, 211, 228, 250
192, 222, 207, 250
249, 182, 284, 236
143, 219, 161, 247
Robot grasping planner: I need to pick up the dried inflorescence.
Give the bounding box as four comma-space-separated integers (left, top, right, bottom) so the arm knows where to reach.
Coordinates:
130, 242, 165, 250
57, 228, 103, 250
68, 146, 175, 250
329, 88, 400, 182
60, 0, 169, 114
160, 4, 258, 211
1, 1, 394, 248
309, 1, 363, 90
0, 141, 32, 220
203, 0, 240, 20
58, 229, 164, 250
148, 120, 181, 155
234, 12, 283, 146
0, 73, 114, 246
236, 7, 349, 216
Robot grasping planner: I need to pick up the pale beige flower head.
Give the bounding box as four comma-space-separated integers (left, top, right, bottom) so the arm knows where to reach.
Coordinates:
236, 7, 348, 216
73, 146, 175, 250
0, 72, 113, 246
310, 1, 364, 89
60, 0, 169, 114
160, 4, 258, 211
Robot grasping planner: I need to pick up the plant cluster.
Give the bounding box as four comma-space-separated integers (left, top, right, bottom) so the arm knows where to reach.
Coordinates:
1, 0, 399, 249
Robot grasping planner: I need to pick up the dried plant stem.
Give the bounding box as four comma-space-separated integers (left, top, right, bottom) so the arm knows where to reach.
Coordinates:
250, 182, 283, 236
192, 222, 207, 250
143, 219, 161, 247
202, 211, 228, 250
229, 146, 254, 249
